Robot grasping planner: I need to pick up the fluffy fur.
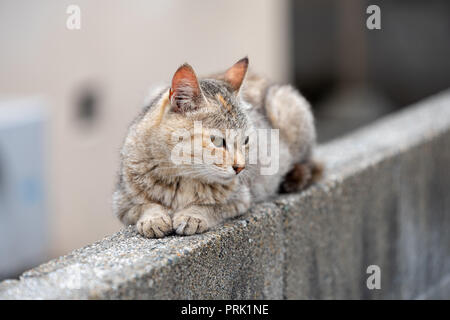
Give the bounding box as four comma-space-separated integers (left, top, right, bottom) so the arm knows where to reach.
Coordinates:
113, 57, 319, 238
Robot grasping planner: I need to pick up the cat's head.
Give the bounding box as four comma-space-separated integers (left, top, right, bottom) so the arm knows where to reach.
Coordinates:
158, 57, 253, 184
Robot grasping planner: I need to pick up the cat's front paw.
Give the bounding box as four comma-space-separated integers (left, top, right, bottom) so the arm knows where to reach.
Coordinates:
136, 213, 172, 238
173, 211, 210, 236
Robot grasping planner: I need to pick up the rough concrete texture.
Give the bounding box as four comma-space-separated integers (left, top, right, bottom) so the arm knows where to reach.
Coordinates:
1, 90, 449, 299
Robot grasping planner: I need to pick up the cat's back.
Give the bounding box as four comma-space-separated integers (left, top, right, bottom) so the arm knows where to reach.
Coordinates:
241, 72, 272, 110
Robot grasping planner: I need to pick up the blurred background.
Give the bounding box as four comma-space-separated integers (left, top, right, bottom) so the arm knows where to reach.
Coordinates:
0, 0, 449, 280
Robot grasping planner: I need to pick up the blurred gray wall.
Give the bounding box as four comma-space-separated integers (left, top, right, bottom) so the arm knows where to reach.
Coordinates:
290, 0, 450, 142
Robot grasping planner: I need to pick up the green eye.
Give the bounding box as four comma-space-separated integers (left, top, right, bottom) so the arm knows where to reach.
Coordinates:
211, 135, 226, 148
244, 136, 249, 145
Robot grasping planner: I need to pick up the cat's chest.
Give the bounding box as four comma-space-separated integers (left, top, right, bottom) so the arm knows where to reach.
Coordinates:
164, 178, 235, 211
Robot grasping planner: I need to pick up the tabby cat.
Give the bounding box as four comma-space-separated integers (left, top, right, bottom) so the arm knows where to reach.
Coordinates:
113, 57, 320, 238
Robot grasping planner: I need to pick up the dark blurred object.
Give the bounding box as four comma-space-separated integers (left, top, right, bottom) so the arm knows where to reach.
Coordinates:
291, 0, 450, 142
73, 83, 102, 130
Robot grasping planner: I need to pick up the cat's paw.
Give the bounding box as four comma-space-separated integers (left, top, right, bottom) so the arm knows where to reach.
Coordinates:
173, 211, 210, 236
136, 213, 172, 238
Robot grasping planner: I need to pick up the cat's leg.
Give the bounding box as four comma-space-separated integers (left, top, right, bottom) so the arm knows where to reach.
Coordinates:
136, 203, 173, 238
113, 188, 172, 237
113, 188, 141, 225
172, 206, 212, 235
279, 161, 323, 193
173, 193, 251, 235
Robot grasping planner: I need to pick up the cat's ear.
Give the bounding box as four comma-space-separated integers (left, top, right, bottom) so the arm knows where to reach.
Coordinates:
224, 57, 249, 93
170, 63, 204, 113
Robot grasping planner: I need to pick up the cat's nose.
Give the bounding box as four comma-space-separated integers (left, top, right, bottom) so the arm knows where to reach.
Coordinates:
232, 165, 244, 174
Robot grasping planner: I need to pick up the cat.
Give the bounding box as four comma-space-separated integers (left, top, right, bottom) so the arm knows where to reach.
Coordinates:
113, 57, 321, 238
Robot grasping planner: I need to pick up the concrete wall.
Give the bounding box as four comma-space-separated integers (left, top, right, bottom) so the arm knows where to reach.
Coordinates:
0, 91, 449, 299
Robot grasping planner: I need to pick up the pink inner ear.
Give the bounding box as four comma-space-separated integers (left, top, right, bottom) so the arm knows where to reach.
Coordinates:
224, 57, 249, 91
171, 64, 200, 98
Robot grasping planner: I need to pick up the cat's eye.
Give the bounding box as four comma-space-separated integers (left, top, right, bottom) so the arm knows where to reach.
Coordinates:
244, 136, 249, 145
211, 135, 226, 148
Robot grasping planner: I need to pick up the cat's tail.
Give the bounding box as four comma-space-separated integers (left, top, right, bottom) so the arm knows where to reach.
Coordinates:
279, 160, 324, 193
